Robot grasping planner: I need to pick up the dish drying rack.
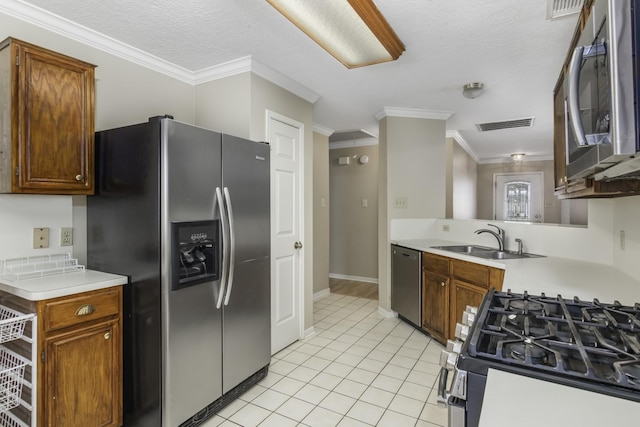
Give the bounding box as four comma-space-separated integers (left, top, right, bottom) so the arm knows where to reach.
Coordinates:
0, 253, 85, 281
0, 304, 36, 427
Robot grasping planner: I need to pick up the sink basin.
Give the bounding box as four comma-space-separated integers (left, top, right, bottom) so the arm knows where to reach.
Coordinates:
430, 245, 544, 260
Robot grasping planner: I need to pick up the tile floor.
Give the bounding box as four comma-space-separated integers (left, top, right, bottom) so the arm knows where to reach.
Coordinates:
201, 292, 447, 427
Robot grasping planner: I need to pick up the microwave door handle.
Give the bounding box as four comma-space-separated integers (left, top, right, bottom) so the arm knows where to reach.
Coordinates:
564, 99, 571, 168
222, 187, 235, 306
215, 187, 228, 309
567, 45, 588, 146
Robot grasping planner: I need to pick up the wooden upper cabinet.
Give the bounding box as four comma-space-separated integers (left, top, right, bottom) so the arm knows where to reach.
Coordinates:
0, 37, 96, 194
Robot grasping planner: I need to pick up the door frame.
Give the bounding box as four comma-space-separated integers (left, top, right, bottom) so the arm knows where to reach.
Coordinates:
266, 109, 306, 347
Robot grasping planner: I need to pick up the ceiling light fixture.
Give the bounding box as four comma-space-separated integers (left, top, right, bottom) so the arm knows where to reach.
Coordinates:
511, 153, 526, 162
462, 82, 485, 99
266, 0, 405, 69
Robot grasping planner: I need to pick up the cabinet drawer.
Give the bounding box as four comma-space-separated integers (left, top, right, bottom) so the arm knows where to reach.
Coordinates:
43, 288, 121, 332
422, 253, 450, 276
451, 260, 489, 288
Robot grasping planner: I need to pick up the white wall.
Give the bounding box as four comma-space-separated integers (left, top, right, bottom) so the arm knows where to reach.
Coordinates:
378, 115, 447, 312
0, 12, 195, 265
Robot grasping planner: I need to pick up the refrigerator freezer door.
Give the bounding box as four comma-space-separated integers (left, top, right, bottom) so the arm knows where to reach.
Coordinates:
221, 135, 271, 393
162, 120, 224, 426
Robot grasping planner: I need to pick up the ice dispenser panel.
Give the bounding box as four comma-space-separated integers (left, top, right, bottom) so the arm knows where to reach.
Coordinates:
171, 220, 219, 290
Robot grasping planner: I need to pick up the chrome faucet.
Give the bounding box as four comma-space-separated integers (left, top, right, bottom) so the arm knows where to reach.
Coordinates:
474, 224, 506, 251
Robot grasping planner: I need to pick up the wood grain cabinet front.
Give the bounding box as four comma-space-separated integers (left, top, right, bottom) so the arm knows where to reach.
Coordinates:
0, 37, 96, 194
421, 253, 504, 344
37, 287, 123, 427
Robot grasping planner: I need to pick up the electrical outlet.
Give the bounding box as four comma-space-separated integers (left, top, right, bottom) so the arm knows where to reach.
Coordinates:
61, 227, 73, 246
361, 198, 368, 208
442, 224, 450, 232
33, 227, 49, 249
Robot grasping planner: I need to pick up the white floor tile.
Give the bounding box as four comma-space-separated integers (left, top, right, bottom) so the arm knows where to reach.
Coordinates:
275, 397, 315, 422
302, 406, 344, 427
318, 392, 357, 415
257, 412, 299, 427
294, 383, 331, 405
251, 389, 290, 411
345, 401, 385, 426
228, 403, 271, 427
358, 386, 395, 408
377, 409, 418, 427
333, 379, 367, 399
388, 394, 425, 418
419, 402, 448, 426
309, 371, 344, 390
270, 377, 307, 396
202, 294, 448, 427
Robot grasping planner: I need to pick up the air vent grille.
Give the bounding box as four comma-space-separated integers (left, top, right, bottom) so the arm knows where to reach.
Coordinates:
546, 0, 583, 20
476, 117, 535, 132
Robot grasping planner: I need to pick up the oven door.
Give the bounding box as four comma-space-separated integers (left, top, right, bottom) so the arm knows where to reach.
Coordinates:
478, 369, 640, 427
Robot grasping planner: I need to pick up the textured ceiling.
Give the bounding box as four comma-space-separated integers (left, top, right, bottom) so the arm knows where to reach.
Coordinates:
16, 0, 579, 162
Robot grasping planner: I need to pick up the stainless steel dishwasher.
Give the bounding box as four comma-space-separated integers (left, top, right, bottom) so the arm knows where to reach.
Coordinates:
391, 244, 421, 327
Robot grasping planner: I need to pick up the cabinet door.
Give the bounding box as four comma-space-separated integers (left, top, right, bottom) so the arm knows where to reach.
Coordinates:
422, 269, 449, 344
16, 41, 95, 194
44, 320, 121, 427
449, 280, 486, 340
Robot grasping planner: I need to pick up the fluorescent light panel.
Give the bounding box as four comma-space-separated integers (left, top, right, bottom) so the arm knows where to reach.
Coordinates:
267, 0, 405, 68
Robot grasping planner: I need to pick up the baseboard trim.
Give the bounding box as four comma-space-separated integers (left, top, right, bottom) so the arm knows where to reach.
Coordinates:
303, 327, 316, 340
313, 288, 330, 301
329, 273, 379, 284
378, 306, 398, 318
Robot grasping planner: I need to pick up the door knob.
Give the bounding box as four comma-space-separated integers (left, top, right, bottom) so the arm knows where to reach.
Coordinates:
294, 241, 303, 249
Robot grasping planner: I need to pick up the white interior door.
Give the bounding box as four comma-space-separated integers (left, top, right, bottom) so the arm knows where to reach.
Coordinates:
268, 111, 304, 355
494, 172, 544, 222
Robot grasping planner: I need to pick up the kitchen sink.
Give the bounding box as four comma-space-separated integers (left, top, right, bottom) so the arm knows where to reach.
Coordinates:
430, 245, 544, 260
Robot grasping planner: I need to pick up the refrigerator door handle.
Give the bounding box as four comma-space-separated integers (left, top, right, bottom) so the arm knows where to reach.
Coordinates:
223, 187, 236, 306
216, 187, 229, 309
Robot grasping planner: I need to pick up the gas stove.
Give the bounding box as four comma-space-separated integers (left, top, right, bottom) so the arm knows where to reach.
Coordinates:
460, 290, 640, 402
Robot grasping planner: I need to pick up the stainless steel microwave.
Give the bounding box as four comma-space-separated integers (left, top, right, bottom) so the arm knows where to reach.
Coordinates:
565, 0, 640, 180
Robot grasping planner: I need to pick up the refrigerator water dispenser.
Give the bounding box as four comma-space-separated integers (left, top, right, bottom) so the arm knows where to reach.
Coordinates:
172, 220, 219, 290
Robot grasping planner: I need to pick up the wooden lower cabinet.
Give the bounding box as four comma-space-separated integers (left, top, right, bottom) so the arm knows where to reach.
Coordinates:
37, 287, 123, 427
422, 252, 504, 344
421, 269, 449, 344
449, 280, 486, 340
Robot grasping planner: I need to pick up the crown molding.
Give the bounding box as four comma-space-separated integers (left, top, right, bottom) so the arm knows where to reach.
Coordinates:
374, 107, 454, 121
446, 130, 480, 163
193, 56, 320, 103
1, 0, 320, 102
313, 123, 334, 136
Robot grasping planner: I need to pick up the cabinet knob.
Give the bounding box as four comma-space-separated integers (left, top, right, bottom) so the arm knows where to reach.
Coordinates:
75, 174, 83, 181
441, 282, 445, 287
104, 332, 111, 340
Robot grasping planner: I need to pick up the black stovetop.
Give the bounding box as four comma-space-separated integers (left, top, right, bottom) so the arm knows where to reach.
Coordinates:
459, 289, 640, 402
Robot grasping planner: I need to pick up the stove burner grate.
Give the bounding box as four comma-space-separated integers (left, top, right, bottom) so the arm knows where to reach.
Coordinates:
469, 290, 640, 393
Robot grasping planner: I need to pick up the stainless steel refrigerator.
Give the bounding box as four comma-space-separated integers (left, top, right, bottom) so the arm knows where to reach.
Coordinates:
87, 116, 271, 427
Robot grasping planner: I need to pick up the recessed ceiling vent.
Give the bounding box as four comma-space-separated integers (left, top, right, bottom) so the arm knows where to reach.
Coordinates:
546, 0, 583, 20
476, 117, 535, 132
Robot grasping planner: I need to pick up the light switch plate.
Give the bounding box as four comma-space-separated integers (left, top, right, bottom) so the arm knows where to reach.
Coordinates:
33, 227, 49, 249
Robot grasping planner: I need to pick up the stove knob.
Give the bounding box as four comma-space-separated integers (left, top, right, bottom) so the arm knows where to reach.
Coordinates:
455, 323, 470, 341
438, 349, 458, 370
465, 305, 478, 315
462, 310, 476, 326
445, 339, 462, 354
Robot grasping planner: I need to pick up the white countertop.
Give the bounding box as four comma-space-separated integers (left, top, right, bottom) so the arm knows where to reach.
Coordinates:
0, 269, 128, 300
392, 238, 640, 305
